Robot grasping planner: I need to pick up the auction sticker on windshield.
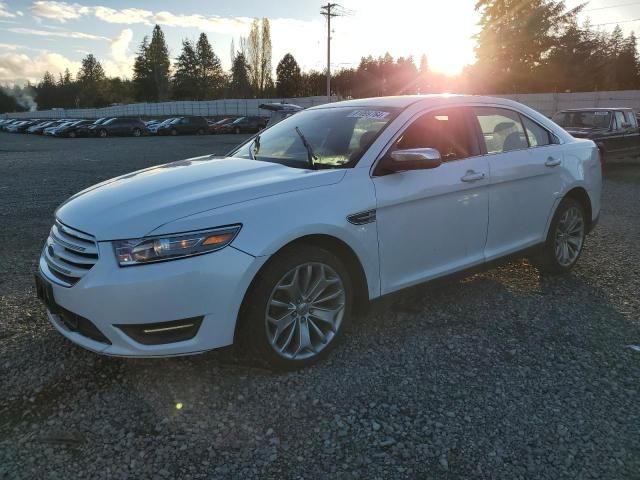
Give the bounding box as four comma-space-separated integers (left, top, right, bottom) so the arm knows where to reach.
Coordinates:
347, 110, 390, 120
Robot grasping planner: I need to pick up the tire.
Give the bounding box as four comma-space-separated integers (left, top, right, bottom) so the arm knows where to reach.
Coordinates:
171, 128, 178, 136
238, 245, 352, 371
68, 131, 76, 138
532, 198, 586, 274
133, 128, 141, 137
99, 129, 107, 138
197, 128, 205, 135
234, 127, 241, 134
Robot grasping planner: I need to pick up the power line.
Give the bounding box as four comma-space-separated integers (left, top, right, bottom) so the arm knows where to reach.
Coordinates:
590, 16, 640, 25
583, 1, 640, 12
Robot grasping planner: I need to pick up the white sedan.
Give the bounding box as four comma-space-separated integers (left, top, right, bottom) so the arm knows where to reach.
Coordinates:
36, 95, 602, 370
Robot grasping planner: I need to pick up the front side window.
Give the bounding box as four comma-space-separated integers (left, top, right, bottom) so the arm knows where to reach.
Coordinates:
230, 106, 399, 168
474, 107, 528, 153
392, 108, 473, 161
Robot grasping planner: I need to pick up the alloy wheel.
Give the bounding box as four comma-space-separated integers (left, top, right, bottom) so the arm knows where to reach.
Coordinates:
265, 262, 346, 360
554, 206, 585, 267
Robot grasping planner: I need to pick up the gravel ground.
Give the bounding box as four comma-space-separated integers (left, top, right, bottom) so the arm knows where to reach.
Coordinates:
1, 132, 639, 479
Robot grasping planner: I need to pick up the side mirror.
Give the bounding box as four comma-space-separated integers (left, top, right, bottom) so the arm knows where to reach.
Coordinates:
386, 148, 443, 171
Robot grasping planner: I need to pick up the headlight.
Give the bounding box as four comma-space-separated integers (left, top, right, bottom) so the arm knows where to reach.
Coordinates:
113, 225, 241, 266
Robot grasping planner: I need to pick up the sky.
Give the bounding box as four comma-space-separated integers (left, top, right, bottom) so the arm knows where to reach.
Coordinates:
0, 0, 639, 85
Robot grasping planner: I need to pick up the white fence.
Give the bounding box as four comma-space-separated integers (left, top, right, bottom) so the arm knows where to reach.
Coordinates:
3, 91, 640, 119
1, 96, 337, 120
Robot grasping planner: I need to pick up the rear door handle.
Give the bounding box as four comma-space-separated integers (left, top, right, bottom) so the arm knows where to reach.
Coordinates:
545, 157, 561, 167
461, 171, 486, 182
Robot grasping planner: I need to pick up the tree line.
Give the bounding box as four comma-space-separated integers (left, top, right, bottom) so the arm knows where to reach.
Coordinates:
3, 0, 640, 113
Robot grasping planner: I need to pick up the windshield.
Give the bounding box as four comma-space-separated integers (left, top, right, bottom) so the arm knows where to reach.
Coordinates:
553, 111, 611, 129
230, 106, 400, 168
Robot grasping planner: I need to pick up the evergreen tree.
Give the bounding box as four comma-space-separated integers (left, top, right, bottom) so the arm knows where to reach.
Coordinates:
230, 52, 252, 98
195, 33, 224, 99
260, 18, 273, 94
77, 54, 107, 107
172, 39, 199, 99
132, 37, 153, 101
147, 25, 171, 101
276, 53, 301, 97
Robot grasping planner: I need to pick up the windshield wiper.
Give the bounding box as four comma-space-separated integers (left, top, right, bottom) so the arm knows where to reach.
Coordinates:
249, 134, 260, 160
295, 126, 317, 169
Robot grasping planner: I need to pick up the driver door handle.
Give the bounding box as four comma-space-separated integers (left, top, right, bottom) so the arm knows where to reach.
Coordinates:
545, 157, 561, 167
461, 170, 486, 183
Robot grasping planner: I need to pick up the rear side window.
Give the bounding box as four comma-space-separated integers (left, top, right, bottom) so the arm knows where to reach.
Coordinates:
613, 111, 625, 130
624, 111, 637, 128
521, 116, 552, 147
473, 107, 528, 153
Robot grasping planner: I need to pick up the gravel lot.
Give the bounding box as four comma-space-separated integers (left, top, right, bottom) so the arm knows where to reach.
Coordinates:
1, 132, 639, 479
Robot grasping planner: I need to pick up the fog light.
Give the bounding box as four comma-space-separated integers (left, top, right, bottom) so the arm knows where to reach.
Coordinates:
116, 317, 203, 345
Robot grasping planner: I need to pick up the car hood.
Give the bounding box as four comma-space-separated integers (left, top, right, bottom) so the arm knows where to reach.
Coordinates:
56, 156, 347, 240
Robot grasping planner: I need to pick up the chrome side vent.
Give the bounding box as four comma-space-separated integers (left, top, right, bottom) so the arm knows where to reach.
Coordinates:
347, 209, 376, 225
42, 221, 99, 287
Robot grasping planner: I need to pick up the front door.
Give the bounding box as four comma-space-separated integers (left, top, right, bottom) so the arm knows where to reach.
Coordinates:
373, 107, 490, 294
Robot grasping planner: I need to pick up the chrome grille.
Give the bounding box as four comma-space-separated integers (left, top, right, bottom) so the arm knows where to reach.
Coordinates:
43, 221, 99, 286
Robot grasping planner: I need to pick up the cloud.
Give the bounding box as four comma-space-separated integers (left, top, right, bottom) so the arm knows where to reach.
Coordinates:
8, 27, 110, 41
0, 1, 16, 18
30, 1, 88, 22
30, 1, 253, 35
103, 28, 134, 78
0, 51, 81, 84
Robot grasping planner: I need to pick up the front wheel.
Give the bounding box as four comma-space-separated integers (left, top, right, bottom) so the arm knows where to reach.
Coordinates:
234, 127, 241, 134
99, 129, 107, 138
68, 131, 76, 138
239, 245, 352, 370
132, 128, 141, 137
532, 198, 586, 274
170, 128, 178, 136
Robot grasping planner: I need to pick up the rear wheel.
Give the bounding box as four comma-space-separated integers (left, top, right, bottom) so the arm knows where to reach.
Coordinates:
197, 128, 205, 135
68, 131, 76, 138
533, 198, 586, 274
234, 126, 241, 134
99, 129, 107, 138
132, 128, 141, 137
239, 245, 352, 370
171, 128, 178, 136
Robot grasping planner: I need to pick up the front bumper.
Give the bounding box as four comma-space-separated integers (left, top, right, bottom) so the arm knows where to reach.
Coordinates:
38, 242, 264, 357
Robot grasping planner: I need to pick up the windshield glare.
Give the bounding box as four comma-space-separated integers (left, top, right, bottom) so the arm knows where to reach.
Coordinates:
553, 111, 611, 129
230, 106, 399, 168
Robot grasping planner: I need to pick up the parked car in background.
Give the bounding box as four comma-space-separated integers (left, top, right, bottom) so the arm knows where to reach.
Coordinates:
77, 118, 112, 137
27, 121, 54, 134
552, 108, 640, 162
209, 117, 237, 134
148, 117, 179, 135
156, 116, 209, 136
218, 116, 267, 134
45, 121, 74, 136
52, 120, 94, 138
35, 95, 601, 370
1, 119, 23, 131
91, 118, 148, 137
259, 103, 303, 128
7, 120, 36, 133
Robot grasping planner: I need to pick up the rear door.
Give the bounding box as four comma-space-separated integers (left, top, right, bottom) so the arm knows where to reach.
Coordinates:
608, 111, 628, 153
471, 106, 565, 260
623, 111, 640, 154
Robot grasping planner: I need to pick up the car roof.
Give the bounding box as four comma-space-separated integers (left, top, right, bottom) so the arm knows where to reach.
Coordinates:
558, 107, 633, 112
309, 94, 542, 111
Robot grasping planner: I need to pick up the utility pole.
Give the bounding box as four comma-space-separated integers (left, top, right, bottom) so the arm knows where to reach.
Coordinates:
320, 3, 339, 102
